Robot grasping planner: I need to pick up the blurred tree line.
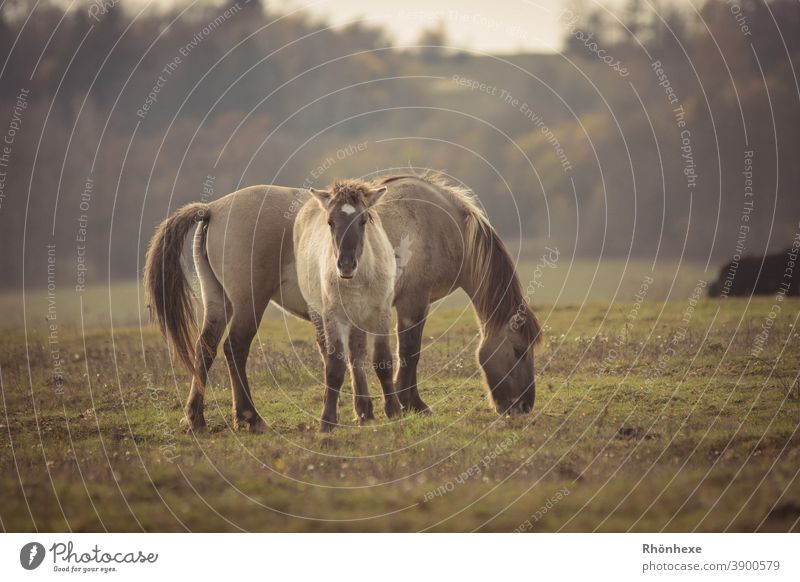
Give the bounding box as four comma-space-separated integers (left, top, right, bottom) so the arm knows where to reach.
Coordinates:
0, 0, 798, 289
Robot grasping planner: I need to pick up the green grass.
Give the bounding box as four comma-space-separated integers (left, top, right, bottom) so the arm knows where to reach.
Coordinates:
1, 288, 798, 531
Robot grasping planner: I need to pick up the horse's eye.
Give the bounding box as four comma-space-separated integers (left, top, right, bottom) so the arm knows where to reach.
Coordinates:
513, 347, 526, 360
327, 219, 334, 228
360, 216, 367, 226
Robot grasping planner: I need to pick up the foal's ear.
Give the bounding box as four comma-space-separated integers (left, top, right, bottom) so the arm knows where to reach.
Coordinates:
309, 187, 332, 207
364, 186, 388, 207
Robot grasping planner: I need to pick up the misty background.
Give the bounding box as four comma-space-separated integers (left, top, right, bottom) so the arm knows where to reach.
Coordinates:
1, 0, 799, 293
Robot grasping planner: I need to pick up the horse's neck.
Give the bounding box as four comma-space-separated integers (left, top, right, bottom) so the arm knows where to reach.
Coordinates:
459, 258, 517, 337
464, 284, 494, 335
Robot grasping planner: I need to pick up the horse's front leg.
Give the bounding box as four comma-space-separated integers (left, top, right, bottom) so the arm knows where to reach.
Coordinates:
395, 294, 432, 414
348, 328, 374, 424
320, 316, 346, 432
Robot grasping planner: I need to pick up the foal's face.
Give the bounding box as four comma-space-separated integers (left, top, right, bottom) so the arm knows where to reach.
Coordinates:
478, 323, 535, 415
327, 198, 368, 279
310, 186, 387, 279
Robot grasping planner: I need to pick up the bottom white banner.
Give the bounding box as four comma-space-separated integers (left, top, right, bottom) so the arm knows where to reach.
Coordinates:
0, 533, 796, 580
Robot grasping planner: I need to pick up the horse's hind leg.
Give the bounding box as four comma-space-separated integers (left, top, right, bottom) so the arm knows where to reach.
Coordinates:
184, 227, 230, 432
395, 294, 432, 414
184, 306, 228, 431
223, 291, 272, 433
348, 328, 374, 424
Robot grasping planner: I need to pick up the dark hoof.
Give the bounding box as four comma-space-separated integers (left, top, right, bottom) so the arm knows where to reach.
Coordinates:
319, 418, 337, 433
247, 416, 267, 433
235, 409, 265, 432
405, 400, 431, 415
180, 415, 207, 433
385, 397, 403, 419
355, 398, 374, 423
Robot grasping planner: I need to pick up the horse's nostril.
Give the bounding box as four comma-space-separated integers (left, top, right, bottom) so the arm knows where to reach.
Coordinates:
521, 402, 531, 413
337, 257, 356, 272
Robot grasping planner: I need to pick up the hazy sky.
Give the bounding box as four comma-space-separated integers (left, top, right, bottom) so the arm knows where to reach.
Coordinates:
119, 0, 632, 54
273, 0, 566, 53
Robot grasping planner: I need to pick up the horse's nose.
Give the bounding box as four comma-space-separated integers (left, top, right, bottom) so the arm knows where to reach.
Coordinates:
337, 256, 357, 278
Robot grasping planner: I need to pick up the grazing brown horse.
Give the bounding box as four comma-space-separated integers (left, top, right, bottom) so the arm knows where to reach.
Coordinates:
144, 173, 542, 432
295, 179, 402, 431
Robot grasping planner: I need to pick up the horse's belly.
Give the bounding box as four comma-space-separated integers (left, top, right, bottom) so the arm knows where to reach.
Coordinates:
295, 270, 324, 317
273, 261, 310, 319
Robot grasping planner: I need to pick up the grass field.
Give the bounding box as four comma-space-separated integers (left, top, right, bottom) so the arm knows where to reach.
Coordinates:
1, 275, 799, 532
0, 258, 707, 329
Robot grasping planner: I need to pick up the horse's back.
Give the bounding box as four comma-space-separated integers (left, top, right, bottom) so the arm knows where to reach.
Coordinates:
204, 185, 309, 313
379, 177, 472, 301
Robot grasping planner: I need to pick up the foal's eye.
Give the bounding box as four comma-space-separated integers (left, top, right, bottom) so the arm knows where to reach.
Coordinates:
327, 219, 334, 229
513, 347, 526, 360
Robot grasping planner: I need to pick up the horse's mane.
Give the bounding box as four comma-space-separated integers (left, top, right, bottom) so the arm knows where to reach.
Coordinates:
380, 171, 481, 216
380, 172, 543, 348
329, 178, 375, 204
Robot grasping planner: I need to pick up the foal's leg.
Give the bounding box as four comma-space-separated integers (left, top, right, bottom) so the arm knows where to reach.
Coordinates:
310, 309, 328, 360
348, 328, 374, 423
373, 312, 402, 418
395, 295, 431, 413
223, 292, 271, 432
320, 316, 346, 432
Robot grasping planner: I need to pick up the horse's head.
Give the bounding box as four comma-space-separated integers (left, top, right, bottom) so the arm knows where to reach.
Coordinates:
478, 311, 538, 416
310, 180, 387, 279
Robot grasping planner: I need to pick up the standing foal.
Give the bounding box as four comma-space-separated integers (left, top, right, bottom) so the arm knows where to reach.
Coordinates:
294, 179, 402, 432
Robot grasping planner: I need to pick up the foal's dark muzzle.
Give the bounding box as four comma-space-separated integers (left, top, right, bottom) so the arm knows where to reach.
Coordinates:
336, 256, 357, 279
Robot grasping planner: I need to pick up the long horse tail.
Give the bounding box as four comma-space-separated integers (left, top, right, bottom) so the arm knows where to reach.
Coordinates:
144, 202, 209, 377
463, 210, 543, 349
